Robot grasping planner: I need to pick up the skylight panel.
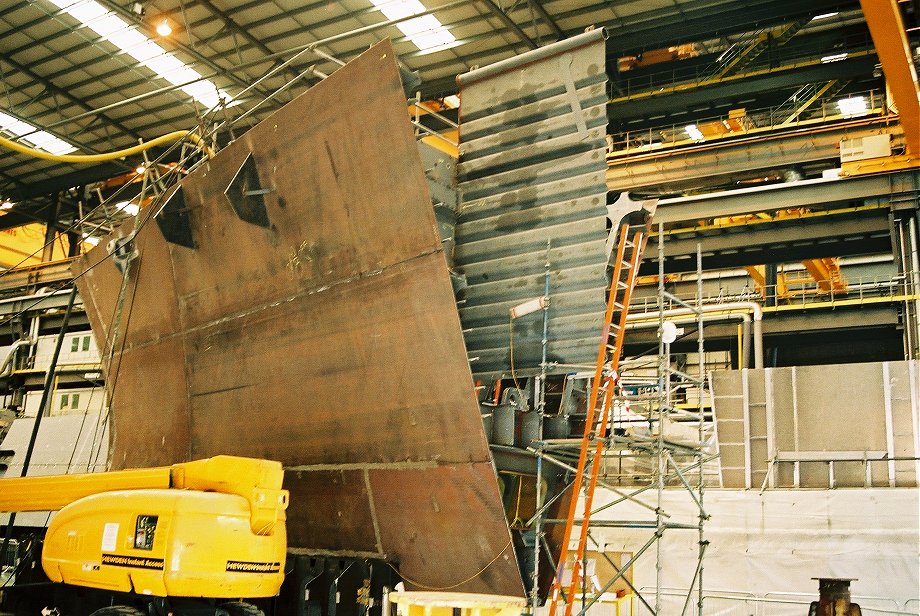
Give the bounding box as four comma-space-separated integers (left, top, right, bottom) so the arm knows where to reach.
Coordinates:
0, 111, 77, 155
46, 0, 231, 109
370, 0, 457, 52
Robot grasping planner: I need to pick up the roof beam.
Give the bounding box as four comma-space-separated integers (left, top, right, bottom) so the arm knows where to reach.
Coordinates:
0, 50, 140, 142
859, 0, 920, 156
480, 0, 538, 50
526, 0, 564, 40
194, 0, 305, 88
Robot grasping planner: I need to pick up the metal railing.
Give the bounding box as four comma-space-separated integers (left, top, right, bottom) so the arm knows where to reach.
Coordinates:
609, 87, 887, 154
631, 587, 916, 615
0, 258, 78, 296
629, 272, 917, 316
611, 33, 873, 99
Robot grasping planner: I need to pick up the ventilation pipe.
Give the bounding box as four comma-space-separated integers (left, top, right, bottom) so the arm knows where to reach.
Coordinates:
626, 301, 764, 368
0, 338, 36, 378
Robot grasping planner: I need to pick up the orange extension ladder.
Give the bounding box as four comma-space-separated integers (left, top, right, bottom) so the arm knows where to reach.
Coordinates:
547, 220, 650, 616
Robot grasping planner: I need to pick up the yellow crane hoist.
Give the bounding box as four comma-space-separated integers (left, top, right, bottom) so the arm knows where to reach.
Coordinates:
0, 455, 289, 616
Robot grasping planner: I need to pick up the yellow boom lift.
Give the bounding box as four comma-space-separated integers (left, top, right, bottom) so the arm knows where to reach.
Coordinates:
0, 455, 289, 616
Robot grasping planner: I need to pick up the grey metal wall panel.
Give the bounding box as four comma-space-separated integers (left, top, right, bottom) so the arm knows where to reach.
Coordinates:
455, 30, 611, 376
711, 361, 919, 488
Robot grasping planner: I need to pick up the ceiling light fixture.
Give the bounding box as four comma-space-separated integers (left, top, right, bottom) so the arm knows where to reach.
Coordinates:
812, 12, 839, 21
135, 164, 146, 174
0, 110, 77, 155
155, 19, 172, 37
0, 200, 14, 210
369, 0, 457, 53
46, 0, 230, 109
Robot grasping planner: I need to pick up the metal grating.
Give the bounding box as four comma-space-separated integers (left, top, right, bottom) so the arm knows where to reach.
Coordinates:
454, 29, 615, 377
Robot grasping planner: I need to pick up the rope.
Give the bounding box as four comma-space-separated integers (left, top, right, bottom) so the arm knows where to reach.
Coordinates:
510, 475, 525, 529
508, 313, 523, 393
385, 539, 513, 591
0, 130, 214, 163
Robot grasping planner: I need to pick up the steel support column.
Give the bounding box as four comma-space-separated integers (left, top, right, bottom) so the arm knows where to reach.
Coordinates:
860, 0, 920, 156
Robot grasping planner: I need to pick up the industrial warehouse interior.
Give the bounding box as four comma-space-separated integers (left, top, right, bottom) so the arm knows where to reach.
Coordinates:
0, 0, 918, 615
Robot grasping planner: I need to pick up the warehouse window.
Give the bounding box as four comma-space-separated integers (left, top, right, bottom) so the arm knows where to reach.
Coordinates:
60, 394, 69, 410
82, 336, 91, 352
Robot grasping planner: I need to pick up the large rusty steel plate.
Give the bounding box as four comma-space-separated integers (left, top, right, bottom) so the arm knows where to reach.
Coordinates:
74, 41, 522, 596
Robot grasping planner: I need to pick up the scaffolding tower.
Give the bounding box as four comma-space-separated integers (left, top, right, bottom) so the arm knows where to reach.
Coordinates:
531, 224, 710, 616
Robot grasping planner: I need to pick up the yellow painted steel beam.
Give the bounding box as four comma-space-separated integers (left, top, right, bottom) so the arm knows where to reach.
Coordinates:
841, 152, 920, 176
745, 265, 767, 295
859, 0, 920, 156
608, 114, 893, 164
421, 130, 459, 157
801, 257, 848, 292
761, 294, 920, 312
656, 202, 886, 236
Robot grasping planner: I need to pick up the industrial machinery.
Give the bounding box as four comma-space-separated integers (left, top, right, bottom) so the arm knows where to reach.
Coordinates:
0, 455, 289, 616
808, 578, 862, 616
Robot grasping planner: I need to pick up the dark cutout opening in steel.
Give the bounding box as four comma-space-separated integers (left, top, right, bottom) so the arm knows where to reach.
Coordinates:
224, 153, 271, 228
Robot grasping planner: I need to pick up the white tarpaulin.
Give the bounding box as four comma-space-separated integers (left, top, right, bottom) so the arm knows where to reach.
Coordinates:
589, 488, 919, 613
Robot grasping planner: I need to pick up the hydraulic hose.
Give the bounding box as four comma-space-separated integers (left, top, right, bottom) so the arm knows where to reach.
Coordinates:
0, 130, 215, 163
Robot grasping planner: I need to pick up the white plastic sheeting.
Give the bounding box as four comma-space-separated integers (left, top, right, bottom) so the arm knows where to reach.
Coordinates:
589, 488, 919, 612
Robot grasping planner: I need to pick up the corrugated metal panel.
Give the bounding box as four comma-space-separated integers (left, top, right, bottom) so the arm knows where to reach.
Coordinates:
455, 29, 613, 376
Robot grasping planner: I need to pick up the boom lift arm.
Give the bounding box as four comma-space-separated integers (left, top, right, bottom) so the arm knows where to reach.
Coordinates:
0, 455, 288, 535
0, 456, 289, 605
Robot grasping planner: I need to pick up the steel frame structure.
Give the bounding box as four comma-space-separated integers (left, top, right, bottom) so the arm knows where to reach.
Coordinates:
528, 227, 709, 616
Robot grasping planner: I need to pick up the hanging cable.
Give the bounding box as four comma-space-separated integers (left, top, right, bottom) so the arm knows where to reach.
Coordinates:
384, 538, 513, 591
0, 129, 214, 163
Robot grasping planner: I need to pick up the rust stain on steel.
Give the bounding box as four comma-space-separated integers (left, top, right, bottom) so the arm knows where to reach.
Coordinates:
74, 40, 523, 596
